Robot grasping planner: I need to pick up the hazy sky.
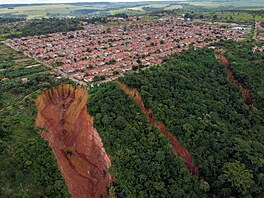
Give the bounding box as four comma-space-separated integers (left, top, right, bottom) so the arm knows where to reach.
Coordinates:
0, 0, 163, 4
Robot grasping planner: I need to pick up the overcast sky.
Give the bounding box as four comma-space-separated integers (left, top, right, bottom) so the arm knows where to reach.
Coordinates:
0, 0, 164, 4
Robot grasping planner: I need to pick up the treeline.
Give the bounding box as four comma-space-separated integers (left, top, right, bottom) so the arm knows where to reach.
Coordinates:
0, 17, 25, 24
3, 17, 108, 39
88, 82, 208, 197
5, 18, 83, 38
0, 66, 47, 79
18, 18, 83, 37
73, 9, 102, 16
119, 45, 264, 197
0, 13, 27, 19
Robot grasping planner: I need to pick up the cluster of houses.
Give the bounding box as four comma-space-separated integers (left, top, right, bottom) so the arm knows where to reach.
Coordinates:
5, 17, 247, 83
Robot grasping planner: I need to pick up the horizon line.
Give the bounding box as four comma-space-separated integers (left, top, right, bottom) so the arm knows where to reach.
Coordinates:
0, 0, 176, 5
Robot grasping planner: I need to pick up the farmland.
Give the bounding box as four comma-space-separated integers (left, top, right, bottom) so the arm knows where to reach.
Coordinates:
0, 1, 263, 19
0, 4, 81, 18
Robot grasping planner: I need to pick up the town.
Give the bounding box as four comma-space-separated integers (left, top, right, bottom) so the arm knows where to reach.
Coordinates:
5, 17, 248, 83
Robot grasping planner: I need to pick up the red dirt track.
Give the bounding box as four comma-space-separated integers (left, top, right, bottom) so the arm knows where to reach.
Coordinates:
216, 54, 255, 106
35, 84, 111, 198
119, 82, 199, 176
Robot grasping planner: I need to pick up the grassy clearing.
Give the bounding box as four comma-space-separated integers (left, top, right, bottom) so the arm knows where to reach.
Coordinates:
114, 3, 176, 14
147, 3, 170, 8
129, 6, 146, 11
189, 2, 224, 8
110, 8, 145, 15
0, 4, 99, 18
164, 4, 183, 10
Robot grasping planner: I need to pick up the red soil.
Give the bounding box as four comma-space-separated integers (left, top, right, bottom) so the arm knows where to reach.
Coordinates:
119, 82, 199, 176
35, 84, 111, 198
215, 54, 255, 106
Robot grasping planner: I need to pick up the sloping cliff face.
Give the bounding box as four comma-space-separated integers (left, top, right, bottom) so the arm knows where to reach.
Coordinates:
35, 84, 111, 198
216, 54, 255, 106
119, 82, 199, 176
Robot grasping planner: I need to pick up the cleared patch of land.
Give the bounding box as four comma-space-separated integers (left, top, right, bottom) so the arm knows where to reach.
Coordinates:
164, 4, 183, 10
110, 8, 144, 15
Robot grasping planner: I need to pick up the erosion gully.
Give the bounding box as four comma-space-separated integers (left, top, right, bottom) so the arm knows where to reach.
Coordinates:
216, 54, 255, 107
35, 84, 111, 198
119, 82, 199, 176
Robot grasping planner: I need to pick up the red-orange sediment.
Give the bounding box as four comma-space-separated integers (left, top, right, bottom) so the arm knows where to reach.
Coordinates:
119, 82, 199, 176
35, 84, 111, 198
215, 54, 255, 106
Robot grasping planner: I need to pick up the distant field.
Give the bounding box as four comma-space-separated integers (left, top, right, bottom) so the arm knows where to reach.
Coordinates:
164, 4, 183, 10
200, 11, 264, 22
111, 3, 171, 14
147, 3, 170, 8
128, 6, 146, 12
188, 2, 225, 8
185, 1, 264, 9
0, 4, 106, 18
109, 8, 144, 15
0, 1, 263, 18
0, 4, 76, 18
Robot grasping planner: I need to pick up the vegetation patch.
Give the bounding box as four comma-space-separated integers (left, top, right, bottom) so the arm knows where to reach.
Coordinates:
119, 43, 264, 197
0, 44, 71, 197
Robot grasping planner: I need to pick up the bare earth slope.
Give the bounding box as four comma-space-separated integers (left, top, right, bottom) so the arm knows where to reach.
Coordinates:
35, 84, 111, 198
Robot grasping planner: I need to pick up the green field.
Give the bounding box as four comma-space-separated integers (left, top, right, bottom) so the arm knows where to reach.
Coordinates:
0, 4, 107, 18
164, 4, 183, 10
198, 11, 264, 22
0, 4, 74, 18
184, 1, 264, 9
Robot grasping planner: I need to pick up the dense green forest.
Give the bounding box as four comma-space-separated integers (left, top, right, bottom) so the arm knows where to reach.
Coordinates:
13, 18, 83, 38
0, 17, 25, 24
88, 82, 208, 197
0, 44, 70, 197
118, 43, 264, 197
0, 17, 108, 40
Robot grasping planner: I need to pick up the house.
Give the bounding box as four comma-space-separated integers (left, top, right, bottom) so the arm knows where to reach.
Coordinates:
21, 78, 29, 84
84, 76, 94, 82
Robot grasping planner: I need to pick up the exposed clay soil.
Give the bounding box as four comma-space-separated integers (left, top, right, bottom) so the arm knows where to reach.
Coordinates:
215, 54, 255, 106
35, 84, 111, 198
119, 82, 199, 176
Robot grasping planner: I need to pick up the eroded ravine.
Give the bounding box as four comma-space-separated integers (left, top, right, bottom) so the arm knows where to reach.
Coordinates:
216, 54, 255, 107
35, 84, 111, 198
119, 82, 199, 176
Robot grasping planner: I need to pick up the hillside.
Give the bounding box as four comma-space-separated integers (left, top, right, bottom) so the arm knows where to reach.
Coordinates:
118, 42, 264, 197
0, 25, 263, 197
0, 43, 71, 197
